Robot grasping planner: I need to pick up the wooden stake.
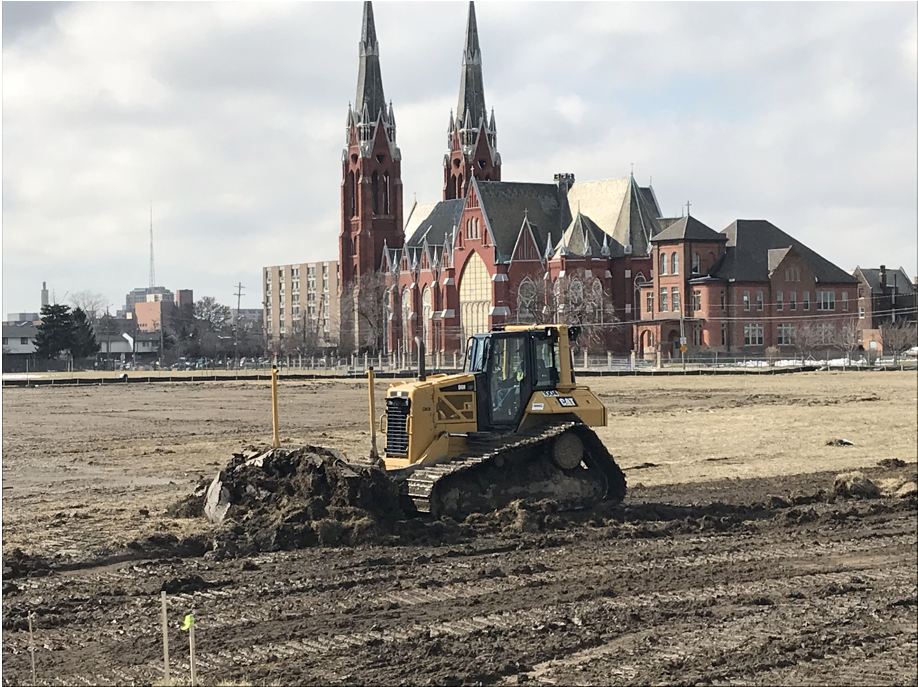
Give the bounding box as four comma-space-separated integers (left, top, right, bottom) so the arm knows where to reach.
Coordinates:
189, 623, 197, 687
366, 367, 378, 459
28, 612, 36, 686
161, 591, 170, 686
271, 365, 280, 448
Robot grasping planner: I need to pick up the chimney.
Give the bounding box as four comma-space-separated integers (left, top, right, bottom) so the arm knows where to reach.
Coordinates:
879, 265, 887, 288
554, 173, 575, 234
554, 173, 575, 195
41, 281, 49, 307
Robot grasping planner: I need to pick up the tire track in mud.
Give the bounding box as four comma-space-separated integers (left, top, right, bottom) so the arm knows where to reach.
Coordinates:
5, 514, 914, 686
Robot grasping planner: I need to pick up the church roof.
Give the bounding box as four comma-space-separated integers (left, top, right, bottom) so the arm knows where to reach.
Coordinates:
564, 176, 663, 257
652, 215, 726, 243
555, 212, 607, 258
476, 181, 562, 261
404, 199, 466, 248
712, 220, 858, 284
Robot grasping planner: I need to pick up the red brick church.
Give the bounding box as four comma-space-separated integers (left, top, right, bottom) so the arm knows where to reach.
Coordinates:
338, 2, 859, 360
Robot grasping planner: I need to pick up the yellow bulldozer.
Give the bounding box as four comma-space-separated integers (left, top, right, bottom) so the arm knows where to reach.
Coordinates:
370, 324, 626, 518
203, 323, 625, 529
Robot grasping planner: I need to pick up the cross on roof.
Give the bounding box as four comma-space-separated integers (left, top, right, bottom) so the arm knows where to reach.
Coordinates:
686, 200, 691, 216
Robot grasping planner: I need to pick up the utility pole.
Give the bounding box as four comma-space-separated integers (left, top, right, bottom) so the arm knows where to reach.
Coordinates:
149, 202, 156, 289
233, 282, 245, 369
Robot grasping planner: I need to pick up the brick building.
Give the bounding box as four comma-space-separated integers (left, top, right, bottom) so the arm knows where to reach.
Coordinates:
339, 2, 672, 356
852, 265, 916, 329
338, 2, 867, 360
635, 219, 860, 357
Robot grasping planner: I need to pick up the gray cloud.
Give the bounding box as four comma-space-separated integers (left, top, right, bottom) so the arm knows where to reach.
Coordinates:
3, 1, 916, 316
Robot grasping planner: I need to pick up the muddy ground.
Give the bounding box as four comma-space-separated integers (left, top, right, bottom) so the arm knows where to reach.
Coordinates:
2, 372, 917, 685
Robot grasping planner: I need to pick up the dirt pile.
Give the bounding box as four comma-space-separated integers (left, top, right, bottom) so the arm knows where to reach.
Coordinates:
204, 445, 404, 558
833, 472, 881, 499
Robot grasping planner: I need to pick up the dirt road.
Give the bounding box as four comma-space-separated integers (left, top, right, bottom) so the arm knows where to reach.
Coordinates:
2, 372, 916, 685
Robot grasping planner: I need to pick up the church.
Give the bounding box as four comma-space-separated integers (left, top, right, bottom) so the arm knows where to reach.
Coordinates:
337, 2, 860, 360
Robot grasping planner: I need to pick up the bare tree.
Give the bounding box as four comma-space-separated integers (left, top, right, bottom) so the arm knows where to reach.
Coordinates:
343, 271, 389, 355
69, 291, 110, 324
541, 268, 617, 352
793, 322, 822, 359
880, 320, 918, 362
835, 317, 862, 363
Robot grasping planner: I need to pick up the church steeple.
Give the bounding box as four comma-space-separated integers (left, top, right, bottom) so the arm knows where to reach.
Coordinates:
456, 1, 486, 130
355, 1, 386, 125
340, 1, 404, 353
444, 1, 500, 200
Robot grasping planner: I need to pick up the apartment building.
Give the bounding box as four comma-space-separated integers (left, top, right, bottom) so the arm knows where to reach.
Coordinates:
263, 261, 339, 351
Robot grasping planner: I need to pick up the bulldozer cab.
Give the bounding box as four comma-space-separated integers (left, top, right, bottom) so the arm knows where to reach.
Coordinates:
465, 325, 570, 429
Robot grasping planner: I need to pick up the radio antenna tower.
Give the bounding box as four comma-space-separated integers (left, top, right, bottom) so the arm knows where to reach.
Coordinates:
149, 201, 156, 288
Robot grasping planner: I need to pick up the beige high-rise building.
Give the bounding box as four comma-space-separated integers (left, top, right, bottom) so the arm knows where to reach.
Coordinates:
263, 261, 339, 352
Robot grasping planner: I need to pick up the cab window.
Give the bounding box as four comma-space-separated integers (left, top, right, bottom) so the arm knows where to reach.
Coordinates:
465, 336, 487, 372
533, 338, 559, 389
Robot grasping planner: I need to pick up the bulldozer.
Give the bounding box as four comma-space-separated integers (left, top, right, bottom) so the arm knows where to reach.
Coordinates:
373, 324, 626, 518
203, 323, 625, 529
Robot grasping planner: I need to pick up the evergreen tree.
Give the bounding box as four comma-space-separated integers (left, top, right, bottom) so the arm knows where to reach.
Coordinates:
33, 303, 76, 359
70, 307, 100, 359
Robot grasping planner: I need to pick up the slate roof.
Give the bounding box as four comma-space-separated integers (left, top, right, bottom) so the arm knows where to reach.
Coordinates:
556, 212, 607, 258
657, 217, 683, 232
404, 199, 465, 248
651, 215, 726, 243
476, 180, 562, 261
712, 220, 858, 284
856, 267, 916, 295
400, 175, 666, 268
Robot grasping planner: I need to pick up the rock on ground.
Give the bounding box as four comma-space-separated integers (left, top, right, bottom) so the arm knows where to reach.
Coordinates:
834, 472, 881, 499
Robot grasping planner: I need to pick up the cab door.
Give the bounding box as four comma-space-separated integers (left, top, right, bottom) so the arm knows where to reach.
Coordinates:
486, 333, 532, 426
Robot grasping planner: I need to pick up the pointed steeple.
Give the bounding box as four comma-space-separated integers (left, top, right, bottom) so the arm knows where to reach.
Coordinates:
355, 1, 387, 125
443, 1, 500, 200
456, 2, 487, 132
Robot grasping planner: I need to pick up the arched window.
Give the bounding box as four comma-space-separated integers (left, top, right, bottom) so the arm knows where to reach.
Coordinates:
517, 278, 538, 323
382, 288, 391, 355
401, 286, 411, 354
347, 171, 357, 218
660, 252, 668, 275
633, 272, 647, 319
692, 252, 700, 274
591, 279, 604, 324
569, 279, 584, 323
422, 286, 432, 346
371, 172, 380, 215
383, 172, 390, 214
459, 252, 490, 346
672, 252, 679, 275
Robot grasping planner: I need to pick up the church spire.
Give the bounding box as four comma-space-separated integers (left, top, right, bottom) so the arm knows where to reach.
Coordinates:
456, 1, 486, 130
355, 1, 387, 124
443, 2, 500, 200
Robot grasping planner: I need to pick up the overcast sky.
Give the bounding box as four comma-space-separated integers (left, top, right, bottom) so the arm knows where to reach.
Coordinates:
2, 1, 916, 316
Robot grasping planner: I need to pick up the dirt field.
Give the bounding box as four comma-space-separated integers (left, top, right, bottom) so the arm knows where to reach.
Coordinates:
2, 371, 917, 685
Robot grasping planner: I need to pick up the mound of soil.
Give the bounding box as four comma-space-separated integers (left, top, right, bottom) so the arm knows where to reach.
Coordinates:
2, 548, 52, 580
204, 445, 404, 558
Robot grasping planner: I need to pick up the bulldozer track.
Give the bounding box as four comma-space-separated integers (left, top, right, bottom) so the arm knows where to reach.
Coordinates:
403, 421, 626, 518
